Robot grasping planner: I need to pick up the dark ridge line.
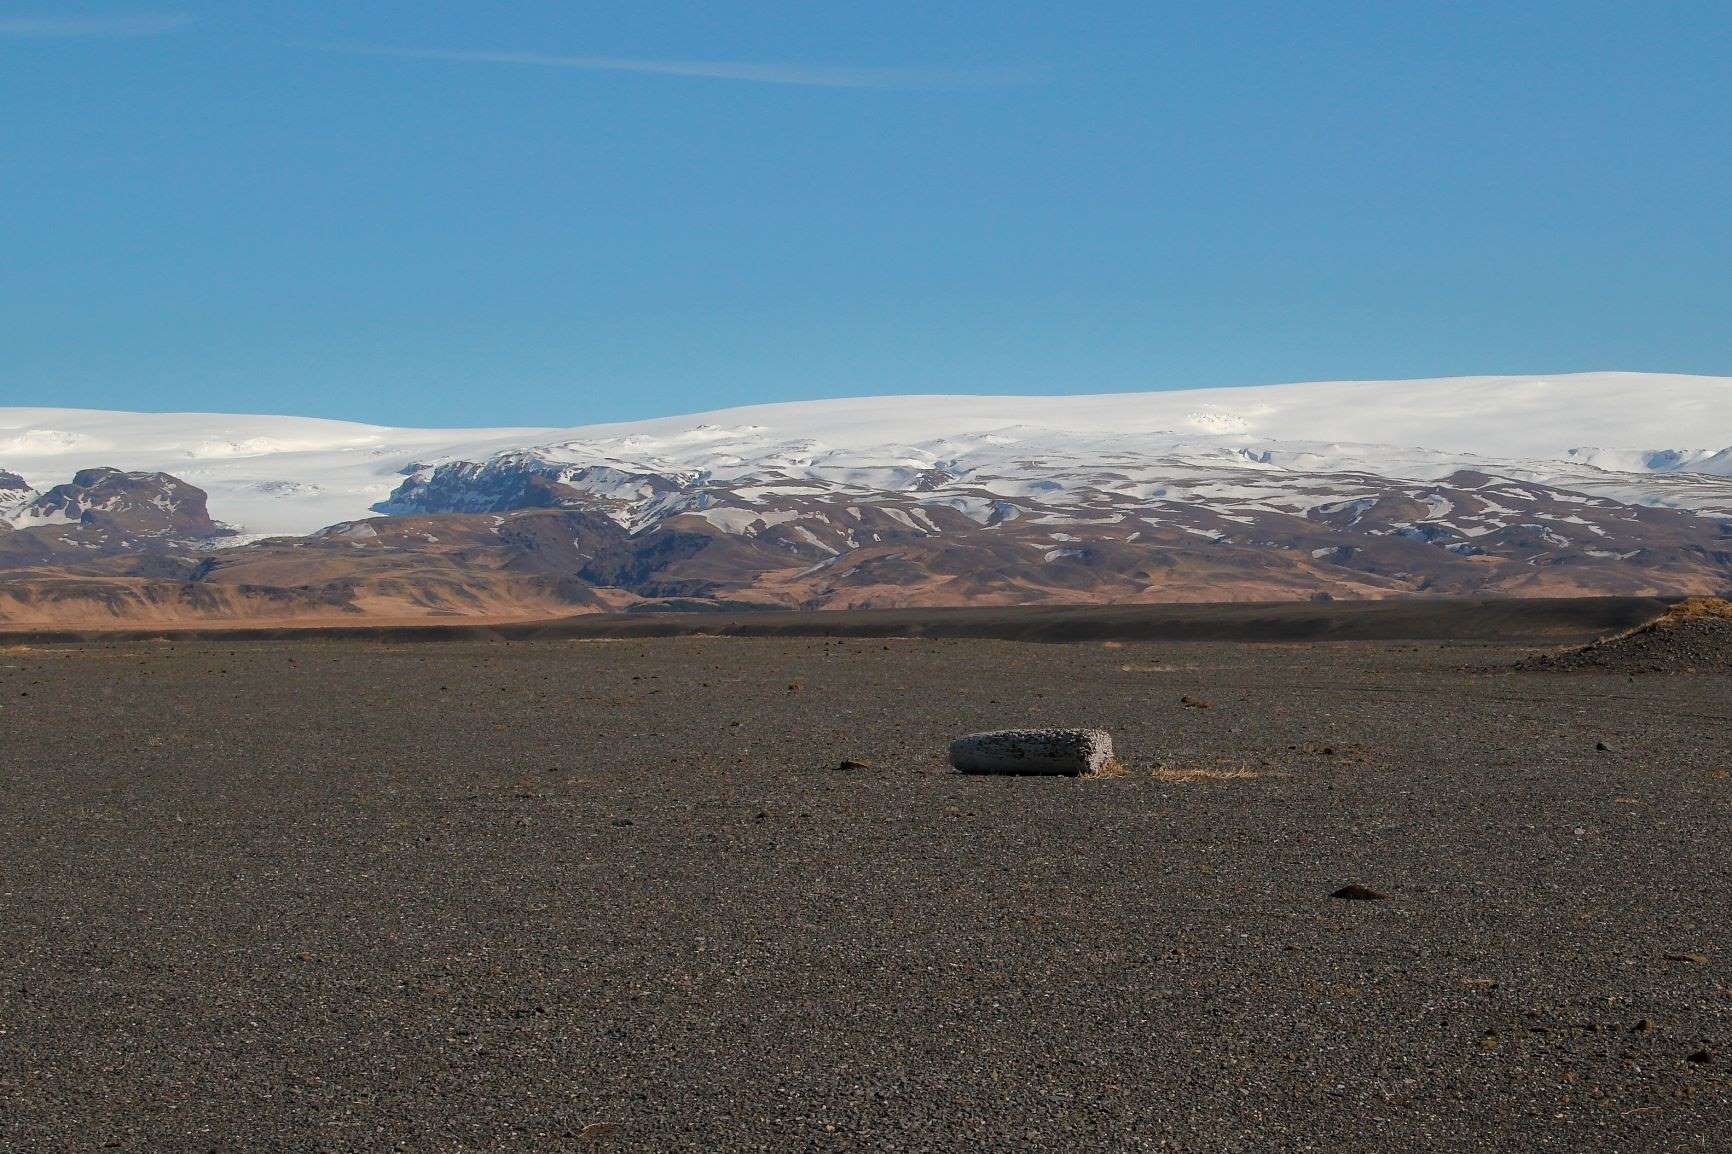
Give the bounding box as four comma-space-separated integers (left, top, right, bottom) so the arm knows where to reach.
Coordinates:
0, 596, 1676, 647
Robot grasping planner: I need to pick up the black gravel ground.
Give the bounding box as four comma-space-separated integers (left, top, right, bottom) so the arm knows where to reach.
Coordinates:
2, 634, 1729, 1152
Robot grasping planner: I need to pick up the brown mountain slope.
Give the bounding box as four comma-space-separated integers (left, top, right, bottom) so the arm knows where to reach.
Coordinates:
2, 467, 1730, 628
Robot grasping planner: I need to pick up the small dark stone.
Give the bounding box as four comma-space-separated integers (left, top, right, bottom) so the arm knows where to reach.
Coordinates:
610, 818, 633, 827
1596, 740, 1612, 752
1331, 884, 1390, 901
1631, 1018, 1653, 1033
1180, 695, 1213, 709
836, 759, 872, 771
1687, 1048, 1712, 1064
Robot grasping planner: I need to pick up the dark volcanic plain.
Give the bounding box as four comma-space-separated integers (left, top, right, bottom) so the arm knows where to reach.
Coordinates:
2, 608, 1730, 1151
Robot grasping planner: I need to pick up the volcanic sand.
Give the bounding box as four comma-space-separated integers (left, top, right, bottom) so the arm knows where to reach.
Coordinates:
2, 625, 1729, 1151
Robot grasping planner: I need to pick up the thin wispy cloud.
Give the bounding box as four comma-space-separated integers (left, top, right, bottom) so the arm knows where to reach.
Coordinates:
0, 12, 191, 37
312, 44, 1031, 90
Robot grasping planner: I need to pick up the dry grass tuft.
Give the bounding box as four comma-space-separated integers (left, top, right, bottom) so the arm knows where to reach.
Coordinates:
1149, 764, 1282, 783
1666, 597, 1732, 622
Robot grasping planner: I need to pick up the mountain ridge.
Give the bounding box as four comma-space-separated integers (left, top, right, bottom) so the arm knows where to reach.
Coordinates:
4, 373, 1729, 625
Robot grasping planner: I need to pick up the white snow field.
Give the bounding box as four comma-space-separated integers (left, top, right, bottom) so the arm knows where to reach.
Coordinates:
2, 372, 1729, 538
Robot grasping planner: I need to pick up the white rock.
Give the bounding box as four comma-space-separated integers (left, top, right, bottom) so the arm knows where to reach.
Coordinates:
948, 729, 1114, 777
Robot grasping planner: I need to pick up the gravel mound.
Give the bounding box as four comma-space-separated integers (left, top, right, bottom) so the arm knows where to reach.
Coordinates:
1522, 597, 1732, 673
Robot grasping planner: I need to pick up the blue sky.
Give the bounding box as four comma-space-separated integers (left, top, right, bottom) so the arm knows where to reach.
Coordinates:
1, 2, 1727, 426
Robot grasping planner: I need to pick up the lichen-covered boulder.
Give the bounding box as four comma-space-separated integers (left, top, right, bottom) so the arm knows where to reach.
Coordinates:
948, 729, 1114, 776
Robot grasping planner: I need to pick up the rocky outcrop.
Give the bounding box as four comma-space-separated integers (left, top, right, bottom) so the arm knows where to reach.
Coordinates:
24, 467, 232, 540
0, 468, 236, 583
4, 467, 233, 553
379, 456, 687, 523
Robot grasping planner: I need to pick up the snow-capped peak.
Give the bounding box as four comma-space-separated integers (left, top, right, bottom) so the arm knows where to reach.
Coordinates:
1, 371, 1728, 537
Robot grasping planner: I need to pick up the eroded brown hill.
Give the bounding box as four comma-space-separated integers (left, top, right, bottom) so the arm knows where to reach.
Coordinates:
3, 466, 1731, 628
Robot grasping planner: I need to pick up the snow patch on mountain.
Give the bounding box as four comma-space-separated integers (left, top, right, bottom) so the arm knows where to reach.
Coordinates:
0, 372, 1728, 537
1564, 445, 1732, 477
0, 471, 35, 526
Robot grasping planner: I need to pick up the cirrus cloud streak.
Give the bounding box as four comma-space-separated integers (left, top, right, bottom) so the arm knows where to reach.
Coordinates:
314, 44, 1032, 90
0, 12, 191, 37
